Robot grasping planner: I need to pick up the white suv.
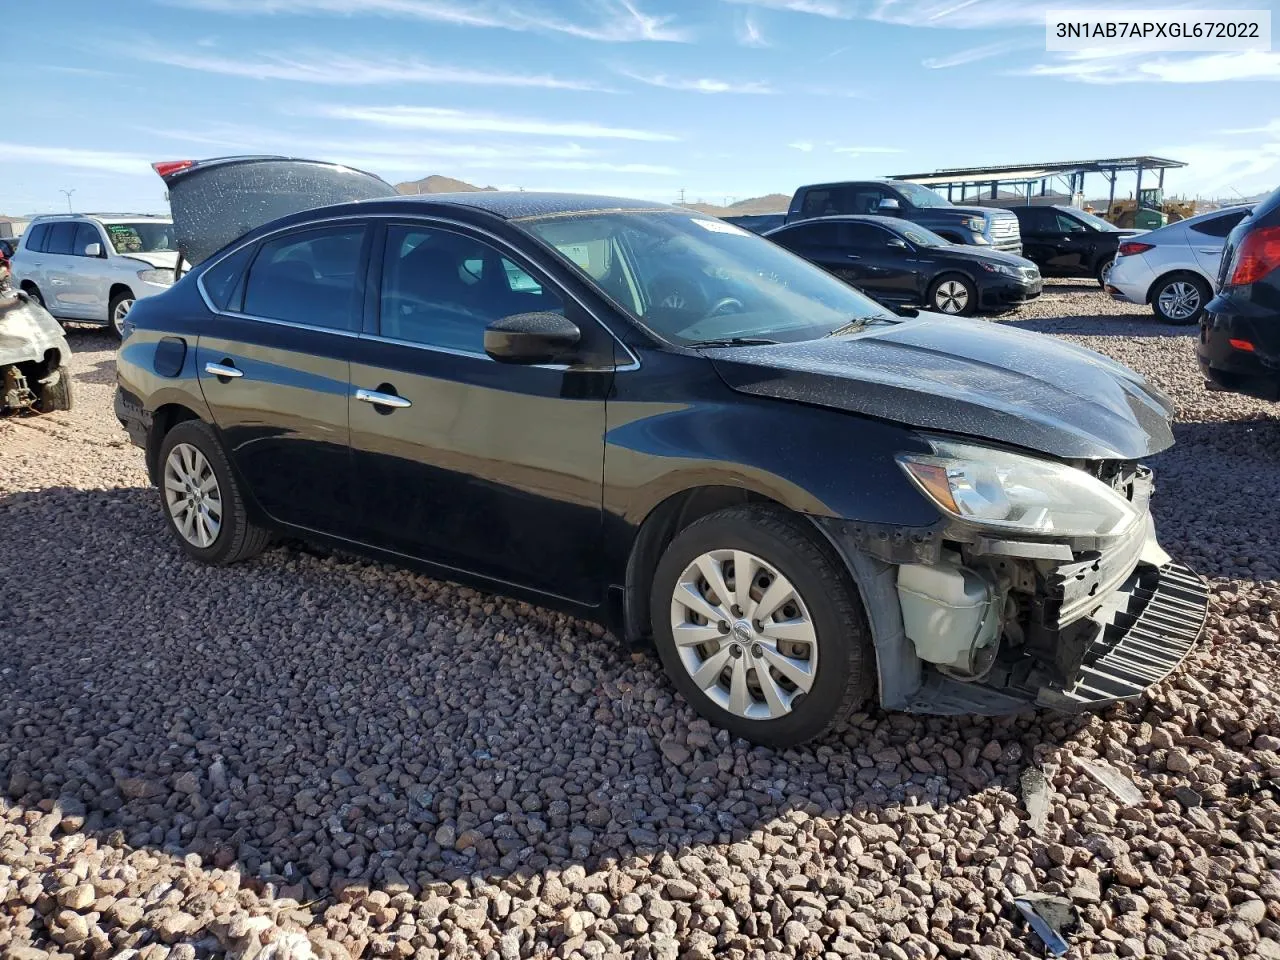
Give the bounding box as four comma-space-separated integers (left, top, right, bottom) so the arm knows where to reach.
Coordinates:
10, 214, 178, 336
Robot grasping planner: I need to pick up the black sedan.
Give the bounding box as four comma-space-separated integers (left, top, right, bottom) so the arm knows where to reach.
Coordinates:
765, 215, 1041, 316
1011, 205, 1144, 287
114, 156, 1206, 747
1199, 183, 1280, 400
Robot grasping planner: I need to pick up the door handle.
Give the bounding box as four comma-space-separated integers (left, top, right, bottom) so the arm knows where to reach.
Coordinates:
204, 361, 243, 379
1196, 247, 1219, 255
845, 253, 862, 260
355, 388, 411, 409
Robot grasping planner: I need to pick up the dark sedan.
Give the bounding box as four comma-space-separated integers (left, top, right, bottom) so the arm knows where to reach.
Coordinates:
1011, 205, 1143, 287
765, 216, 1041, 316
114, 156, 1206, 747
1199, 184, 1280, 400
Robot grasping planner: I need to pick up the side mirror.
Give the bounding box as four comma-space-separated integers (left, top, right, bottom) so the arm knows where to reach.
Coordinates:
877, 198, 902, 214
83, 242, 103, 258
484, 311, 581, 364
887, 237, 908, 249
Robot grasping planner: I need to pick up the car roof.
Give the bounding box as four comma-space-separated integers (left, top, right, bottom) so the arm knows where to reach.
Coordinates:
372, 191, 680, 220
29, 213, 172, 223
794, 180, 895, 191
766, 214, 914, 233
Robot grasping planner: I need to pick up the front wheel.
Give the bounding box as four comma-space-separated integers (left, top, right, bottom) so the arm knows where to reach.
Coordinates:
1151, 273, 1210, 325
156, 420, 272, 565
650, 506, 875, 747
928, 274, 976, 316
109, 290, 135, 338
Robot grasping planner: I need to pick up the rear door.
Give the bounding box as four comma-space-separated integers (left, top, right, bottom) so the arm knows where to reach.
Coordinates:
344, 219, 612, 604
842, 222, 920, 302
1189, 209, 1250, 277
195, 221, 369, 536
1016, 207, 1061, 269
42, 222, 88, 317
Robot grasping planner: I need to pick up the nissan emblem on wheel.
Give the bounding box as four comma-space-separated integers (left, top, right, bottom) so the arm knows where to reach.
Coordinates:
113, 156, 1209, 747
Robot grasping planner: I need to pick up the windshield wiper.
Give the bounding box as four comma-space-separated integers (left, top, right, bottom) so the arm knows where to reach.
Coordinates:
823, 314, 898, 338
684, 336, 780, 348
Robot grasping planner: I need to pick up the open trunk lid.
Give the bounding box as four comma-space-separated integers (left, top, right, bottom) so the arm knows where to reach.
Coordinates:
155, 156, 399, 267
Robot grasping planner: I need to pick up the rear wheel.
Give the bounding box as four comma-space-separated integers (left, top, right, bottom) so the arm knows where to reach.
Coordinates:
109, 290, 135, 338
1096, 257, 1115, 288
928, 274, 976, 316
650, 505, 875, 747
20, 283, 44, 308
1150, 273, 1209, 325
156, 420, 271, 565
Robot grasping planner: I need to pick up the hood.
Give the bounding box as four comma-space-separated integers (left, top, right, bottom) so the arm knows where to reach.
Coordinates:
121, 250, 180, 270
0, 288, 68, 365
934, 205, 1009, 220
156, 156, 399, 265
709, 314, 1175, 460
930, 244, 1036, 269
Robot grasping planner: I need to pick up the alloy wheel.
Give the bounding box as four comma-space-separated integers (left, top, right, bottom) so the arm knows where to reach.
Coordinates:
163, 442, 223, 548
1099, 260, 1114, 286
1157, 281, 1201, 321
668, 549, 818, 721
934, 280, 969, 314
112, 297, 135, 336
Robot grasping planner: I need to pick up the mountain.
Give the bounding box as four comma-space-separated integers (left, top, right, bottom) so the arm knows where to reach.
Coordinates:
394, 175, 497, 195
682, 193, 791, 217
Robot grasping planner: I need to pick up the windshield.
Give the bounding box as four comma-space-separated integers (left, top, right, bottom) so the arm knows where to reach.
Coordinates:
520, 211, 889, 345
901, 225, 950, 247
105, 221, 176, 255
895, 182, 950, 209
1071, 209, 1119, 232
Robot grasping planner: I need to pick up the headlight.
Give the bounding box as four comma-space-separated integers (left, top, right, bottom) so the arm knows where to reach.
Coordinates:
979, 261, 1020, 278
964, 217, 986, 232
898, 440, 1140, 538
137, 268, 174, 285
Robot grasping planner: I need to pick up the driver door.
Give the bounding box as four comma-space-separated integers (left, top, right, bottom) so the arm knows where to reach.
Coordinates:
345, 220, 613, 605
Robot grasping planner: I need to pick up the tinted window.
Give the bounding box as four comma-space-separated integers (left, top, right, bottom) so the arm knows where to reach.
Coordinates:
1190, 210, 1249, 238
785, 222, 843, 247
799, 189, 838, 218
849, 188, 890, 215
242, 225, 366, 330
1015, 208, 1055, 231
73, 223, 103, 256
201, 244, 255, 312
45, 222, 77, 256
380, 225, 563, 353
843, 223, 896, 248
23, 223, 49, 253
1055, 213, 1089, 233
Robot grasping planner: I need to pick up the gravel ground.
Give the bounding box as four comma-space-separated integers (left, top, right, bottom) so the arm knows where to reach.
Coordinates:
2, 279, 1279, 960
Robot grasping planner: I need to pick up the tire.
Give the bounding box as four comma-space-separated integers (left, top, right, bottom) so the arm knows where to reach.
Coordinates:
649, 505, 875, 748
928, 273, 977, 316
155, 419, 272, 565
1150, 272, 1210, 326
37, 367, 73, 413
21, 283, 44, 308
108, 289, 135, 338
1096, 257, 1114, 288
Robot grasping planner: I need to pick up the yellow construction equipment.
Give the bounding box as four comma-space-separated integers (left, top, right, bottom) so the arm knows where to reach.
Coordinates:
1104, 189, 1196, 229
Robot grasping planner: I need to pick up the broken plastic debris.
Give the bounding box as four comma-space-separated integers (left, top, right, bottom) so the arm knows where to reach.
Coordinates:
1021, 767, 1051, 837
1014, 893, 1078, 957
1173, 785, 1202, 808
1078, 758, 1143, 805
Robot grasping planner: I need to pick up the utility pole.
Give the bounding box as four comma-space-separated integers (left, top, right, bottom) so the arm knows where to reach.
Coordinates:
678, 187, 686, 205
60, 189, 76, 213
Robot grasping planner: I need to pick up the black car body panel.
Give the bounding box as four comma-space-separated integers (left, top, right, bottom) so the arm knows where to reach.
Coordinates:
1199, 184, 1280, 400
115, 157, 1204, 726
1012, 205, 1142, 278
785, 181, 1022, 253
709, 315, 1175, 460
766, 215, 1040, 314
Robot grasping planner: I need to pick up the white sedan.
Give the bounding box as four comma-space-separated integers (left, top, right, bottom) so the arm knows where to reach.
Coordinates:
1106, 205, 1252, 324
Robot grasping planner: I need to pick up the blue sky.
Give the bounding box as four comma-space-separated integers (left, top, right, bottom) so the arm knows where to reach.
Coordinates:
7, 0, 1280, 215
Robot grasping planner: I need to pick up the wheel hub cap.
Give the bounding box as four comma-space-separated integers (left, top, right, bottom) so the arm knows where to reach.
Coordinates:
669, 549, 818, 721
936, 281, 968, 314
163, 442, 223, 548
1159, 282, 1200, 320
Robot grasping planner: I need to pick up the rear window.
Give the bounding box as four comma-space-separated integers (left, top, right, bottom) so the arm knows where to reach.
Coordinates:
45, 222, 77, 256
23, 223, 49, 253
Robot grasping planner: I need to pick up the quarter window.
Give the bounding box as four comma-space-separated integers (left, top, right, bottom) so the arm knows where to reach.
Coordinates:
45, 222, 77, 256
201, 244, 255, 312
242, 225, 367, 330
23, 223, 49, 253
379, 225, 562, 353
1190, 210, 1249, 238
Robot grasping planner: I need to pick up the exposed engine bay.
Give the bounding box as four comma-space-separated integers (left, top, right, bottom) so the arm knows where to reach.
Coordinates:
0, 282, 73, 415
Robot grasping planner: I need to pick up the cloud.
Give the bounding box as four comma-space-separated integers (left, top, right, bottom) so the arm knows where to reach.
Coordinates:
923, 37, 1037, 69
0, 144, 152, 176
310, 105, 679, 141
164, 0, 691, 41
1023, 50, 1280, 84
735, 11, 769, 46
127, 45, 606, 90
618, 70, 775, 94
788, 142, 814, 152
723, 0, 1186, 31
832, 145, 904, 155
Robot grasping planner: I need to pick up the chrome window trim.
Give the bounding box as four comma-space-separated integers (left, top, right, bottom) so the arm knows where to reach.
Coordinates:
194, 211, 641, 371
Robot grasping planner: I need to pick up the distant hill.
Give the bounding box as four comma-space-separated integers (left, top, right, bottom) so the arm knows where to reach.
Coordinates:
683, 193, 790, 217
394, 175, 497, 195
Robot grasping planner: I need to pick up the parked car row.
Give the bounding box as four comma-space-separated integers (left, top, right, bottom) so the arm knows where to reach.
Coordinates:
109, 155, 1210, 748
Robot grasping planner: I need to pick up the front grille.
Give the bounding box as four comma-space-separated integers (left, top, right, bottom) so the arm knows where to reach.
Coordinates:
989, 213, 1022, 254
